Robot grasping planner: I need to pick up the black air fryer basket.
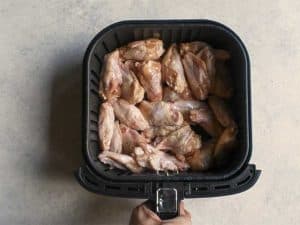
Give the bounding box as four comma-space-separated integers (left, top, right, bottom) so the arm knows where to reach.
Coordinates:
76, 20, 261, 219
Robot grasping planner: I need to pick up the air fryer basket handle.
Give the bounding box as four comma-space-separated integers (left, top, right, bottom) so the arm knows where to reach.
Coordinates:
148, 182, 185, 220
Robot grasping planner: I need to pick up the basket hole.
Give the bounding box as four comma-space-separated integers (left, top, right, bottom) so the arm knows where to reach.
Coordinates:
214, 184, 230, 190
128, 187, 139, 192
105, 185, 120, 191
193, 186, 208, 191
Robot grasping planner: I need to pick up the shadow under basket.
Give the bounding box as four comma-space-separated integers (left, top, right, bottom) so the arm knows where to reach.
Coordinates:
76, 20, 261, 219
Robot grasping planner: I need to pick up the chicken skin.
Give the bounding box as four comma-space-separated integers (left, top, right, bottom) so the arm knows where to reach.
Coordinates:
142, 125, 182, 140
210, 61, 233, 98
179, 41, 208, 55
156, 125, 201, 155
139, 101, 184, 126
189, 105, 223, 137
119, 38, 165, 61
112, 99, 149, 131
163, 86, 193, 102
208, 96, 236, 127
136, 60, 163, 102
214, 126, 238, 157
99, 50, 123, 100
197, 46, 216, 86
185, 140, 216, 171
119, 124, 149, 154
120, 62, 144, 104
99, 151, 143, 173
98, 102, 115, 151
162, 44, 190, 94
133, 144, 189, 172
182, 52, 211, 100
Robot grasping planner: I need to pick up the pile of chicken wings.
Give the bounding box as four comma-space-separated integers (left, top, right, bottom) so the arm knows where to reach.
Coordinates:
98, 38, 238, 173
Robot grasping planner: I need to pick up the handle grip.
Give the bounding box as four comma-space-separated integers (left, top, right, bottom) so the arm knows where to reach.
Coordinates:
148, 188, 182, 220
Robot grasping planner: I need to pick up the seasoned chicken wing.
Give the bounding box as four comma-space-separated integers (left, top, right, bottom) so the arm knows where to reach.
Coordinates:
120, 62, 144, 104
112, 99, 149, 130
182, 52, 211, 100
163, 86, 181, 102
136, 60, 163, 102
98, 154, 126, 170
179, 41, 208, 55
139, 101, 183, 126
142, 125, 182, 140
185, 140, 216, 171
173, 100, 206, 115
98, 102, 115, 151
208, 96, 236, 127
99, 151, 143, 173
211, 61, 233, 98
213, 49, 231, 61
133, 144, 189, 172
197, 46, 216, 85
157, 125, 201, 155
119, 39, 165, 61
119, 124, 149, 154
189, 105, 223, 137
163, 86, 193, 102
109, 121, 122, 153
99, 50, 123, 100
180, 41, 231, 61
162, 44, 190, 94
214, 126, 238, 165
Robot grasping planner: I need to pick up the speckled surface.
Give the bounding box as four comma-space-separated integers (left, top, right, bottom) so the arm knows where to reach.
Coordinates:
0, 1, 300, 224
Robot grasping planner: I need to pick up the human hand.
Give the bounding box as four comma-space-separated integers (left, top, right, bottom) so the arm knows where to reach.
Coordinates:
129, 201, 161, 225
160, 202, 192, 225
129, 201, 191, 225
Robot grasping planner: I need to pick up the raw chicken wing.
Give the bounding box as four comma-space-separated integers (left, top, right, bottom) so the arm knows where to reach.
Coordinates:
133, 144, 189, 172
120, 124, 149, 154
197, 46, 216, 85
173, 100, 206, 114
189, 105, 223, 137
208, 96, 236, 127
179, 41, 208, 55
163, 86, 193, 102
112, 99, 149, 130
142, 125, 182, 140
186, 140, 216, 171
157, 125, 201, 155
119, 39, 165, 61
98, 102, 115, 151
214, 126, 238, 158
182, 52, 211, 100
99, 151, 143, 173
99, 50, 123, 100
136, 60, 163, 101
210, 61, 233, 98
120, 62, 144, 104
139, 101, 183, 126
162, 44, 190, 94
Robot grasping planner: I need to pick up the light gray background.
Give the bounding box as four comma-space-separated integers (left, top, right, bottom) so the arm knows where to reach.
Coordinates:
1, 1, 299, 225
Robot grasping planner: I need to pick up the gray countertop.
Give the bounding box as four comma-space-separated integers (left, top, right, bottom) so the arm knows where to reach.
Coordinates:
1, 1, 300, 224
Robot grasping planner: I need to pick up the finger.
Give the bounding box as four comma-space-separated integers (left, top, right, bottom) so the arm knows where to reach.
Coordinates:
179, 201, 186, 216
142, 205, 161, 222
130, 205, 161, 225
